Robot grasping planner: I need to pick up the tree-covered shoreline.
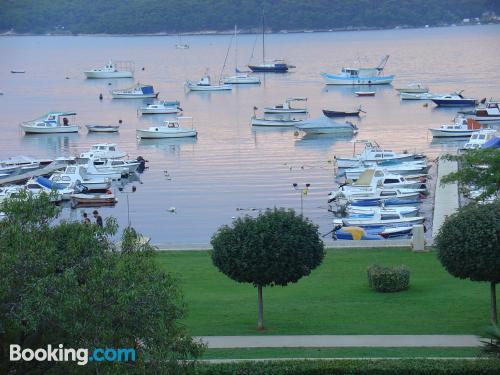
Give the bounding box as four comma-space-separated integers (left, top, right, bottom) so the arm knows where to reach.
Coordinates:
0, 0, 498, 35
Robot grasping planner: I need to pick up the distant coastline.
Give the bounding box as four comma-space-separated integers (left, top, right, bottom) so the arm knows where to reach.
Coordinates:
0, 22, 496, 37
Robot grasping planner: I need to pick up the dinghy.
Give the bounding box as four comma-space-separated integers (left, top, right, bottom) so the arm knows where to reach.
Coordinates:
355, 91, 375, 97
86, 124, 120, 133
294, 117, 358, 135
70, 191, 117, 208
322, 107, 365, 117
251, 116, 301, 127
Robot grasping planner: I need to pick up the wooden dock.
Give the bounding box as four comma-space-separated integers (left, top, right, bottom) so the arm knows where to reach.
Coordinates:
0, 162, 64, 185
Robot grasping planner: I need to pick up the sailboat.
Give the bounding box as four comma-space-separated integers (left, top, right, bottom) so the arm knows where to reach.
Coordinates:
223, 26, 261, 84
248, 9, 294, 73
175, 34, 189, 49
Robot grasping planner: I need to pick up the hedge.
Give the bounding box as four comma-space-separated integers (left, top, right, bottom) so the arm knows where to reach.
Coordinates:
195, 359, 500, 375
367, 264, 410, 292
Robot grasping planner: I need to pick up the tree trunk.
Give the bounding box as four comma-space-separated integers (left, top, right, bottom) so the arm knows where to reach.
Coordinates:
257, 285, 264, 331
491, 282, 497, 326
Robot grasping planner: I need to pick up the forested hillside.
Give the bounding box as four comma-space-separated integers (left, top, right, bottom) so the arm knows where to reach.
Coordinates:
0, 0, 498, 34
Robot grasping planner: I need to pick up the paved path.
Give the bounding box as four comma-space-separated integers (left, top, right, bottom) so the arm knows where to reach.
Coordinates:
196, 335, 482, 348
432, 156, 459, 239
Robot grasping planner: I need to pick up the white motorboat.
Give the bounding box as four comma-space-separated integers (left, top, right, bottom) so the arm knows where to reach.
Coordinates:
347, 205, 419, 217
50, 165, 111, 192
20, 112, 79, 134
429, 115, 484, 138
333, 212, 424, 228
0, 156, 50, 178
264, 97, 308, 113
343, 161, 428, 180
395, 83, 429, 94
70, 191, 117, 208
460, 99, 500, 125
139, 100, 181, 115
347, 168, 427, 190
462, 129, 498, 150
92, 158, 140, 174
84, 60, 134, 79
321, 55, 394, 85
335, 141, 423, 169
24, 177, 72, 201
80, 144, 127, 159
111, 83, 159, 99
328, 188, 422, 206
79, 158, 126, 180
85, 124, 120, 133
400, 92, 435, 100
295, 117, 357, 135
136, 117, 197, 139
251, 116, 302, 127
185, 74, 232, 91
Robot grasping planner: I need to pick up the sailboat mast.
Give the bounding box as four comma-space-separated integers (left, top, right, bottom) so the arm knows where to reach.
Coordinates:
234, 25, 238, 70
261, 8, 265, 64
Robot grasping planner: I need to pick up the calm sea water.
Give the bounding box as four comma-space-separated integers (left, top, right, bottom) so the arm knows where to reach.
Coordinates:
0, 25, 499, 246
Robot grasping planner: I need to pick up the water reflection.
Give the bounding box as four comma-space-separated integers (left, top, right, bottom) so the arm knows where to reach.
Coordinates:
294, 132, 355, 150
20, 133, 80, 157
137, 137, 197, 156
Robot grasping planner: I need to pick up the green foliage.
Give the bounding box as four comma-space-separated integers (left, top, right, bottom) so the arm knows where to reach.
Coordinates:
435, 201, 500, 283
441, 148, 500, 201
211, 208, 325, 287
0, 193, 203, 374
0, 0, 498, 34
194, 358, 500, 375
367, 264, 410, 292
481, 325, 500, 358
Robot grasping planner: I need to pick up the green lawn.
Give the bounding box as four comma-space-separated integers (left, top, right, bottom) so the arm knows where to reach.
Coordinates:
155, 249, 492, 336
202, 347, 481, 359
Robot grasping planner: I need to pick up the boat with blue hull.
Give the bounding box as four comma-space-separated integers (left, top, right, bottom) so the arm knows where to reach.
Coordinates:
321, 55, 394, 85
431, 91, 477, 107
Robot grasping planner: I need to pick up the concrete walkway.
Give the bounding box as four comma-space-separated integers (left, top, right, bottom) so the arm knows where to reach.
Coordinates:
196, 335, 482, 348
432, 156, 459, 239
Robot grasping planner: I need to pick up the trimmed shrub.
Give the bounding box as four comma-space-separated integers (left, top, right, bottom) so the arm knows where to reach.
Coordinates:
195, 359, 500, 375
367, 264, 410, 292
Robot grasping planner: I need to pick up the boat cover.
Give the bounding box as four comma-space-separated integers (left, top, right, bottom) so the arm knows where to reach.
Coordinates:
482, 136, 500, 149
36, 176, 65, 190
141, 85, 154, 94
336, 226, 382, 240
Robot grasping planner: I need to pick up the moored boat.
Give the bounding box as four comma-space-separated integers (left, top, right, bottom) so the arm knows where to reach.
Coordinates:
460, 99, 500, 125
251, 116, 302, 127
139, 101, 181, 114
429, 116, 484, 138
185, 74, 232, 91
50, 165, 111, 192
264, 97, 308, 113
111, 83, 158, 99
80, 144, 127, 159
136, 117, 197, 139
431, 91, 477, 107
294, 117, 358, 135
323, 107, 365, 117
462, 128, 499, 150
20, 112, 79, 134
355, 91, 375, 97
84, 60, 134, 79
321, 55, 394, 85
85, 124, 120, 133
70, 191, 117, 208
400, 92, 435, 100
395, 82, 429, 94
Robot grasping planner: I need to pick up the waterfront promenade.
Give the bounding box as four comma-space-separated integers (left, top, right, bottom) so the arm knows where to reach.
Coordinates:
432, 156, 459, 239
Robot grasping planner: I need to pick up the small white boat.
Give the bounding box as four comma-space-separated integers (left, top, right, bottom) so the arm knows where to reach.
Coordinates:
79, 158, 125, 180
24, 177, 72, 201
462, 129, 498, 150
84, 60, 134, 79
139, 100, 181, 115
185, 74, 232, 91
347, 206, 419, 217
20, 112, 79, 134
136, 117, 197, 139
429, 116, 483, 138
343, 161, 428, 180
0, 156, 50, 177
80, 143, 127, 159
175, 44, 189, 49
223, 72, 261, 84
111, 83, 158, 99
400, 92, 435, 100
264, 97, 308, 113
395, 83, 429, 94
251, 116, 301, 127
70, 191, 117, 208
333, 212, 425, 228
85, 124, 120, 133
92, 158, 140, 174
347, 168, 427, 190
335, 141, 423, 169
50, 165, 111, 192
295, 117, 358, 135
321, 55, 394, 85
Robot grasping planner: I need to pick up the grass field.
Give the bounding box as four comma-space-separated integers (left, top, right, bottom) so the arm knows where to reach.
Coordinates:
155, 249, 492, 336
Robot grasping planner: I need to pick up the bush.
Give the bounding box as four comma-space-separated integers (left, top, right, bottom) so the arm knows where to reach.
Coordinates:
367, 264, 410, 292
195, 359, 500, 375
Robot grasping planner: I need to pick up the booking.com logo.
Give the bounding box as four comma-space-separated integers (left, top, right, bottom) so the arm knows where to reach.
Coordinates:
10, 344, 136, 366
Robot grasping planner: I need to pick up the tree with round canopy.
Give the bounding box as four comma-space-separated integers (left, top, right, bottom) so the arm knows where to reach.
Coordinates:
211, 208, 325, 330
